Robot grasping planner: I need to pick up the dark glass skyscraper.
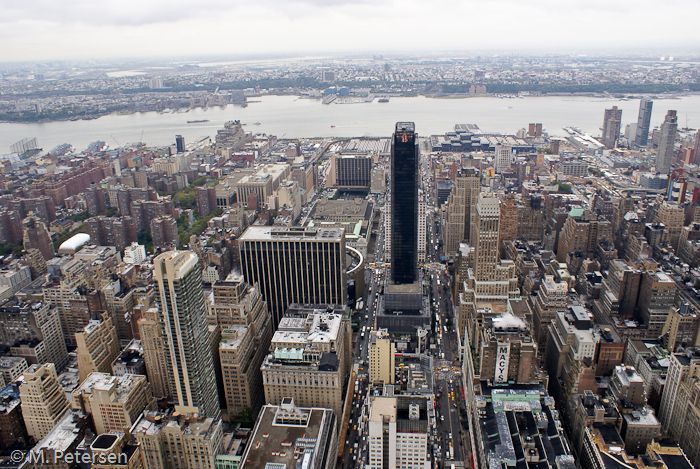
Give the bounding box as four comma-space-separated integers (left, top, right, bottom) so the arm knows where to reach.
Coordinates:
390, 122, 419, 285
635, 98, 653, 147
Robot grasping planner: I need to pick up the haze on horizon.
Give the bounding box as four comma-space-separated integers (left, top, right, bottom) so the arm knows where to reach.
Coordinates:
2, 0, 700, 63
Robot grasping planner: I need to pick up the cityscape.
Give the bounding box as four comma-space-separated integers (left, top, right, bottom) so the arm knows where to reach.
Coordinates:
2, 3, 700, 467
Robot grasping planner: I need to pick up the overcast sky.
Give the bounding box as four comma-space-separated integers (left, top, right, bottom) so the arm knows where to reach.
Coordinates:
2, 0, 699, 62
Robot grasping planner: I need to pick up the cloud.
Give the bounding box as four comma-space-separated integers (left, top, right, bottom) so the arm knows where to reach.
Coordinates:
0, 0, 699, 61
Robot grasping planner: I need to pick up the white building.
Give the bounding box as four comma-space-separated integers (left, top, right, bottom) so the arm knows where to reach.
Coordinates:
367, 395, 430, 469
494, 145, 513, 173
123, 243, 146, 265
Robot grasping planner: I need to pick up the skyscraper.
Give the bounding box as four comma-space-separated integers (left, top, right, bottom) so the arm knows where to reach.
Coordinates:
635, 98, 653, 147
473, 193, 500, 281
602, 106, 622, 149
656, 110, 678, 173
175, 134, 185, 153
154, 251, 220, 419
390, 122, 419, 285
239, 226, 347, 329
443, 168, 480, 257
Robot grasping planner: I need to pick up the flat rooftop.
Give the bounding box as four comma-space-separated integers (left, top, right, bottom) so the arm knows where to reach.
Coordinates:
242, 403, 333, 469
239, 226, 344, 242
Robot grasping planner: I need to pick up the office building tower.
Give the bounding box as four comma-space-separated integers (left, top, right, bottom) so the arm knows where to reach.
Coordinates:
133, 409, 223, 469
494, 145, 512, 173
418, 195, 426, 263
154, 251, 220, 419
137, 308, 171, 400
328, 153, 373, 189
655, 200, 684, 252
473, 193, 500, 281
556, 208, 612, 263
478, 313, 538, 384
22, 216, 55, 261
369, 329, 395, 385
635, 98, 653, 147
240, 399, 338, 469
532, 275, 568, 347
459, 193, 520, 344
261, 311, 350, 419
656, 110, 678, 173
71, 372, 156, 435
602, 106, 623, 149
638, 271, 677, 340
219, 326, 267, 419
19, 363, 70, 441
443, 168, 480, 257
239, 226, 347, 329
390, 122, 419, 285
75, 312, 120, 383
367, 395, 430, 469
175, 135, 185, 153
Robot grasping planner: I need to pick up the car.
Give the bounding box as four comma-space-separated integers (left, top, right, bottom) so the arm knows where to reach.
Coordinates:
440, 415, 445, 421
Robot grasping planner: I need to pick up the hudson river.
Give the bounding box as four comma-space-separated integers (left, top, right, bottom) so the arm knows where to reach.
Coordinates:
2, 94, 700, 153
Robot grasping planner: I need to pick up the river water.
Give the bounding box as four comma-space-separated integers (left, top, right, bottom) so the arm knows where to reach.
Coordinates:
1, 94, 699, 153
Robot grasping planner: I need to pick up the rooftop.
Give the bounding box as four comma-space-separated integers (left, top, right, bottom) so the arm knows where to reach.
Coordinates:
239, 225, 344, 242
241, 401, 334, 469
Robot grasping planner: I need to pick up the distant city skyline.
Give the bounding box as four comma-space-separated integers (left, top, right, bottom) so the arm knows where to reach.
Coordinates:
1, 0, 700, 62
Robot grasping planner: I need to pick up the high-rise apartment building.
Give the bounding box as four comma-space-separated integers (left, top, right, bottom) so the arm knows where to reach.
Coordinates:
75, 312, 120, 383
71, 372, 156, 435
369, 329, 395, 385
137, 308, 171, 400
390, 122, 419, 285
239, 226, 347, 329
443, 167, 480, 257
367, 395, 430, 469
656, 110, 678, 173
261, 311, 350, 419
19, 363, 70, 441
602, 106, 623, 149
154, 251, 220, 419
22, 216, 55, 261
635, 98, 653, 147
